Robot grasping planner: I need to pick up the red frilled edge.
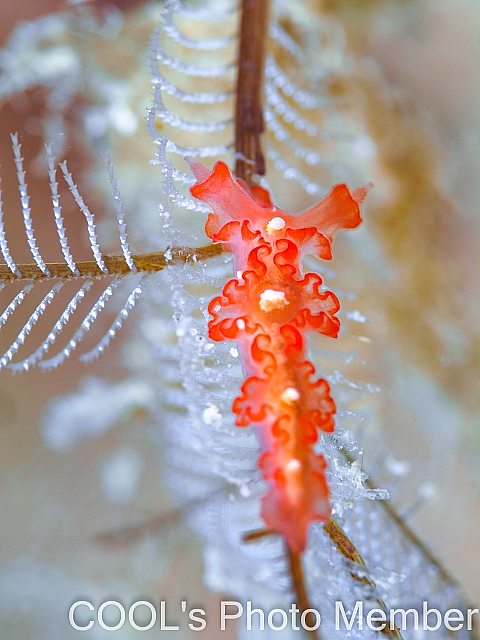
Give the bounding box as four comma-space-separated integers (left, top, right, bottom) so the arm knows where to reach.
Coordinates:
188, 159, 368, 553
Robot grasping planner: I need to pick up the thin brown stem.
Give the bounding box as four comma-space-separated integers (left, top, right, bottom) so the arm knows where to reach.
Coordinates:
95, 509, 184, 548
241, 529, 321, 638
323, 517, 366, 566
242, 527, 278, 543
234, 0, 271, 184
94, 491, 231, 550
0, 243, 223, 283
324, 518, 403, 640
286, 546, 323, 640
241, 528, 322, 640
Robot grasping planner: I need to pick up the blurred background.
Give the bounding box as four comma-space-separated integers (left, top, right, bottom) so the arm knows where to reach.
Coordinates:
0, 0, 478, 638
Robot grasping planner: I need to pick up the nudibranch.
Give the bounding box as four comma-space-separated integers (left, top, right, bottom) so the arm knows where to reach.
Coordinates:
187, 158, 370, 553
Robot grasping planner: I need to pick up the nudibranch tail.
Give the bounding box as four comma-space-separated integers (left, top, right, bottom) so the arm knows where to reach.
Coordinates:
188, 159, 369, 553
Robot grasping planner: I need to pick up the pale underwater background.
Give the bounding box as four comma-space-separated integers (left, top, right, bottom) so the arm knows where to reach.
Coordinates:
0, 0, 478, 638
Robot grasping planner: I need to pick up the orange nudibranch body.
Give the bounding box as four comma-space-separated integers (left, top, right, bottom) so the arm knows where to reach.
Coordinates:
187, 159, 369, 553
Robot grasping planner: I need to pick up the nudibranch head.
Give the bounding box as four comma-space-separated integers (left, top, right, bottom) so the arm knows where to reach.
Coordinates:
186, 158, 365, 254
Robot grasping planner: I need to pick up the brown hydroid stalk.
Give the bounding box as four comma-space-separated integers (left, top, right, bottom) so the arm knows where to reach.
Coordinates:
242, 527, 277, 543
324, 518, 403, 640
241, 529, 321, 639
243, 523, 402, 639
286, 547, 323, 640
0, 243, 223, 283
234, 5, 322, 635
234, 0, 271, 184
323, 518, 367, 567
95, 509, 184, 548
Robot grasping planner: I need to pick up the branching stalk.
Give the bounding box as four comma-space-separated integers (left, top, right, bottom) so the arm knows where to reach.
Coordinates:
234, 0, 271, 183
234, 2, 324, 635
0, 243, 223, 283
286, 546, 323, 640
243, 524, 402, 639
323, 518, 403, 640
